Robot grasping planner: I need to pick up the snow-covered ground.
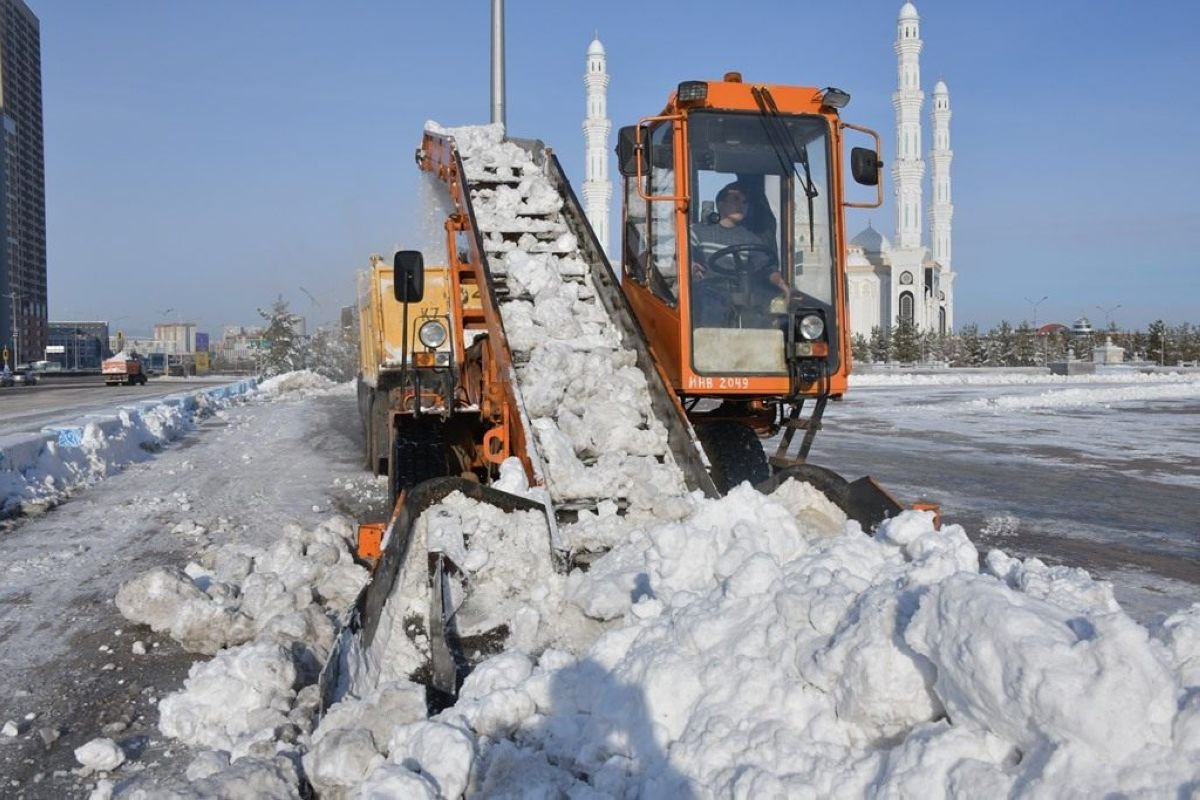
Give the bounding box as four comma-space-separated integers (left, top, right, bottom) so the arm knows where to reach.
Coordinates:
806, 369, 1200, 620
1, 371, 1197, 798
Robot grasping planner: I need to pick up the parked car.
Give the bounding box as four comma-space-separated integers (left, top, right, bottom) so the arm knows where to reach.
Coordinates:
16, 367, 38, 385
0, 369, 13, 387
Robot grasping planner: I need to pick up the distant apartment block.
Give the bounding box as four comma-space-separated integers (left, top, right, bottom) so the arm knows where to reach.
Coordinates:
0, 0, 46, 366
154, 322, 198, 354
46, 320, 110, 369
216, 325, 265, 369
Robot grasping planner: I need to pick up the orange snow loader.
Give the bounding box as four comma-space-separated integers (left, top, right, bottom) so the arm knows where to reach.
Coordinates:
329, 75, 936, 708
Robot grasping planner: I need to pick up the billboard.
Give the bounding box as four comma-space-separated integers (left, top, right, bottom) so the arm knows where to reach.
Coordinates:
195, 332, 210, 352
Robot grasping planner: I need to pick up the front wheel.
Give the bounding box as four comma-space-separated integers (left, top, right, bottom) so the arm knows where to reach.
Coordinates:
695, 421, 770, 494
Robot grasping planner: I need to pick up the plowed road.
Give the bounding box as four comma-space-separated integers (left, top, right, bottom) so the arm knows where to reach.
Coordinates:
0, 376, 240, 437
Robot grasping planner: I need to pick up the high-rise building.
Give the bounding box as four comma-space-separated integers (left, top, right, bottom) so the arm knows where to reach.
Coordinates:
0, 0, 46, 367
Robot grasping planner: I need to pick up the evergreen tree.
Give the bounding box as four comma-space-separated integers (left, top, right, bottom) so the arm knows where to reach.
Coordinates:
256, 296, 307, 377
891, 319, 921, 363
851, 333, 871, 364
1148, 319, 1168, 365
986, 321, 1016, 366
1044, 329, 1069, 362
922, 330, 946, 365
1070, 332, 1094, 361
957, 323, 985, 367
307, 325, 358, 382
1178, 323, 1200, 364
1131, 330, 1149, 362
1014, 322, 1038, 366
868, 326, 889, 363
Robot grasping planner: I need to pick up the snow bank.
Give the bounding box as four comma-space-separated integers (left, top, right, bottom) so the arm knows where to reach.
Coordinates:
851, 370, 1197, 387
0, 379, 257, 517
955, 379, 1200, 411
255, 370, 340, 399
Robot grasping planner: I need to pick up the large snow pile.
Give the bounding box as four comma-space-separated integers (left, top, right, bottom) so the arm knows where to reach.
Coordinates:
309, 486, 1200, 797
0, 379, 256, 517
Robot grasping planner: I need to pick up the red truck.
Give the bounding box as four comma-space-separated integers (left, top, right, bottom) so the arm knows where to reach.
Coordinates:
102, 352, 149, 386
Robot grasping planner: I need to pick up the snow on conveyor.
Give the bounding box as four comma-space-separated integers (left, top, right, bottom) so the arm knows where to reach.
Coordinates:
428, 121, 690, 519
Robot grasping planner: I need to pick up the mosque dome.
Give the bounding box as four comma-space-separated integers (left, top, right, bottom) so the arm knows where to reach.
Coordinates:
933, 79, 948, 94
587, 38, 605, 56
850, 223, 891, 253
899, 2, 919, 20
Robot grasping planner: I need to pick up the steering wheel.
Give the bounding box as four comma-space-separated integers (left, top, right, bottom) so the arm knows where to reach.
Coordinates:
704, 243, 778, 278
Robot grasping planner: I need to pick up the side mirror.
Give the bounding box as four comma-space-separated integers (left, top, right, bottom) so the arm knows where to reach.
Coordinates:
393, 250, 424, 303
616, 125, 647, 178
851, 147, 880, 186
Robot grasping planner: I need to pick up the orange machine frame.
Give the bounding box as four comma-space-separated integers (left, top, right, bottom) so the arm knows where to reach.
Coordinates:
415, 132, 540, 488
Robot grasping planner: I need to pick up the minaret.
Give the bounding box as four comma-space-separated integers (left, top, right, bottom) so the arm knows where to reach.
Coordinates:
930, 79, 955, 332
582, 36, 612, 256
929, 80, 953, 271
892, 2, 924, 250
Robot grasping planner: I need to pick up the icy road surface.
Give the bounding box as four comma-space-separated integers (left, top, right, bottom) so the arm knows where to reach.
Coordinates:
800, 369, 1200, 620
0, 376, 237, 438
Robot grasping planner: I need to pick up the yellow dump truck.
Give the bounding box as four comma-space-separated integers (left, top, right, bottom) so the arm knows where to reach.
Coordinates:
355, 252, 466, 483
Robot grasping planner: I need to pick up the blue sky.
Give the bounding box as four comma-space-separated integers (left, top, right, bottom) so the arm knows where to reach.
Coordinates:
40, 0, 1200, 335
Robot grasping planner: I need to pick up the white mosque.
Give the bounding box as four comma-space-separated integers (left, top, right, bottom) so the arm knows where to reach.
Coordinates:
582, 2, 956, 334
848, 1, 957, 336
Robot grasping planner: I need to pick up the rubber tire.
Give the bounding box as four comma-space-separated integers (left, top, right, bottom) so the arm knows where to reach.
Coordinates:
388, 423, 451, 509
696, 421, 770, 494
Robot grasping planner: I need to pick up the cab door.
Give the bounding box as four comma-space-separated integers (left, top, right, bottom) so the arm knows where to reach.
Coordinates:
620, 119, 683, 387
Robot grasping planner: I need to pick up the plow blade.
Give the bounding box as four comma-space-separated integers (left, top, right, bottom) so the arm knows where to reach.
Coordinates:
320, 478, 551, 712
759, 464, 904, 531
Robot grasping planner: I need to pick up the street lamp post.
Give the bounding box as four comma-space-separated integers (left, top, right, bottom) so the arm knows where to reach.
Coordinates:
1024, 295, 1049, 329
1095, 304, 1122, 331
1025, 295, 1049, 364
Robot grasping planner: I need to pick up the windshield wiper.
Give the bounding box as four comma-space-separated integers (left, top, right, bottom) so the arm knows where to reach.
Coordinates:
751, 86, 818, 252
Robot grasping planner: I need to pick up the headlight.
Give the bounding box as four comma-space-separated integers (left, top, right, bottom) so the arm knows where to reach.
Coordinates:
799, 314, 825, 341
418, 320, 448, 349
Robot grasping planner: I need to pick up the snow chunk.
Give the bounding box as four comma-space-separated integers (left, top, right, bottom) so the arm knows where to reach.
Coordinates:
115, 566, 253, 655
158, 641, 297, 759
382, 720, 476, 799
74, 737, 125, 771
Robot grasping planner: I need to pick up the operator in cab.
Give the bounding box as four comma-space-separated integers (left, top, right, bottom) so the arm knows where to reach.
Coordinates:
689, 181, 790, 327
